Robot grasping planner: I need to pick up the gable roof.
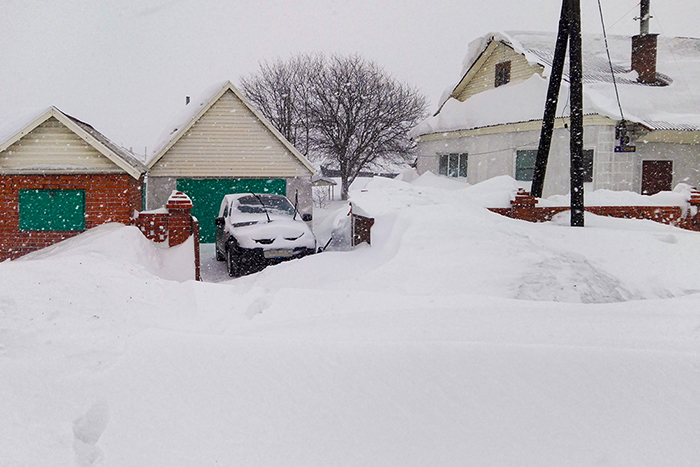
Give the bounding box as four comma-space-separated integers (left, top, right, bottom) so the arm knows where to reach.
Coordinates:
147, 81, 316, 175
417, 31, 700, 137
0, 107, 145, 179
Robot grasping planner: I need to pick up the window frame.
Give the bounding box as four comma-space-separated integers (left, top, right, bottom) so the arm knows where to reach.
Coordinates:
495, 61, 511, 87
438, 153, 468, 178
581, 149, 594, 183
515, 150, 537, 182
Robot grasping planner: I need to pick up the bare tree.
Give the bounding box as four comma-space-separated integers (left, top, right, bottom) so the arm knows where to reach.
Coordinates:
240, 53, 428, 200
240, 55, 322, 157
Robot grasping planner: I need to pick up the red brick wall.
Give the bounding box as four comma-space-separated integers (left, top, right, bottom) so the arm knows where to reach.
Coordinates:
489, 190, 700, 231
0, 174, 143, 260
132, 191, 200, 281
133, 212, 169, 242
165, 192, 194, 247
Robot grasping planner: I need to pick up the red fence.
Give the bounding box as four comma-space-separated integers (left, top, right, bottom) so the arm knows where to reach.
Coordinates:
489, 189, 700, 231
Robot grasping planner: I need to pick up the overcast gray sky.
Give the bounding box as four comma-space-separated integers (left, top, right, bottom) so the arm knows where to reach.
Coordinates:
1, 0, 695, 154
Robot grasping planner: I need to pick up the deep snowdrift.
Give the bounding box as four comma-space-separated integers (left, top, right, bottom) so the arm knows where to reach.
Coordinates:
1, 175, 699, 466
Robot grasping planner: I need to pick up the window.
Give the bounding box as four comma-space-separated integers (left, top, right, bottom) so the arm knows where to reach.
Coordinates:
438, 153, 468, 178
515, 150, 537, 181
19, 189, 85, 231
582, 149, 594, 183
495, 61, 511, 87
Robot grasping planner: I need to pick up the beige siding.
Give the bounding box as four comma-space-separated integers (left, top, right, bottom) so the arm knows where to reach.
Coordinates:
0, 117, 123, 173
454, 42, 543, 102
150, 90, 311, 178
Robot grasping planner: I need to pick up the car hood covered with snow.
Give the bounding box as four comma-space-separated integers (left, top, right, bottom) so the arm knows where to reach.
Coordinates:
228, 217, 316, 250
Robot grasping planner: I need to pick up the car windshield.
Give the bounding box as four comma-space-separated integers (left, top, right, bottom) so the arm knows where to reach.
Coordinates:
234, 194, 296, 217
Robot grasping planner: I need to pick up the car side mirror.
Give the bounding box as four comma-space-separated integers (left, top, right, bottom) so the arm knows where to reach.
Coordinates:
215, 217, 225, 227
301, 213, 313, 222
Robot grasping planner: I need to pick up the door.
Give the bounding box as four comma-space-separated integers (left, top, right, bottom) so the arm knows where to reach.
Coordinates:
176, 178, 286, 243
641, 160, 673, 195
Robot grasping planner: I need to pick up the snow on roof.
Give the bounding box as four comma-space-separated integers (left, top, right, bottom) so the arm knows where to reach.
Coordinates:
147, 81, 229, 163
146, 81, 317, 175
416, 31, 700, 137
0, 106, 53, 146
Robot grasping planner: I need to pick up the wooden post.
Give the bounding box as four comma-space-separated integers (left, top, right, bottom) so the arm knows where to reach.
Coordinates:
531, 0, 570, 199
531, 0, 585, 227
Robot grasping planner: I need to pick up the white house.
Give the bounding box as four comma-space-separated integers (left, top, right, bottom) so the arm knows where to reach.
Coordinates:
413, 31, 700, 197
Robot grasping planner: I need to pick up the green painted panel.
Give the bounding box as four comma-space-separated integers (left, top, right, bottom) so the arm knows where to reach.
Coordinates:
176, 178, 286, 243
19, 189, 85, 231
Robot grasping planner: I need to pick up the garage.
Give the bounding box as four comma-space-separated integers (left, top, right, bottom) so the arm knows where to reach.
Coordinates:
0, 107, 145, 260
145, 81, 316, 243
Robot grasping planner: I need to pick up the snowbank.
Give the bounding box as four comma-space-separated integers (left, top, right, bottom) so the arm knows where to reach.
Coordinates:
2, 177, 700, 466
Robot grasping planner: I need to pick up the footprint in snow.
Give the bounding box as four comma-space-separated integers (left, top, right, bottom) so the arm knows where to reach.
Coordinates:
73, 401, 109, 466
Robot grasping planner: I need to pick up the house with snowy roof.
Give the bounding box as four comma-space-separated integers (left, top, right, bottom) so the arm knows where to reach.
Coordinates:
412, 30, 700, 198
0, 107, 145, 260
145, 81, 316, 243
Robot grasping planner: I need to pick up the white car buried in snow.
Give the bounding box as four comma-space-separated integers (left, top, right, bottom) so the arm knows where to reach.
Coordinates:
215, 193, 316, 277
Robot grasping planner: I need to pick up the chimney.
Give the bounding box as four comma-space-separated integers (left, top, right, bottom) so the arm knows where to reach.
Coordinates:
631, 0, 658, 84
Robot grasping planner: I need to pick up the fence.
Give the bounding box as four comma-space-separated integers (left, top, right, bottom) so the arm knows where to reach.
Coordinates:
489, 188, 700, 231
349, 202, 375, 246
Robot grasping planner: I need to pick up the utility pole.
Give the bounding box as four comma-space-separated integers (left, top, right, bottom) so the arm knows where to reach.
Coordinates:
568, 0, 584, 226
530, 0, 585, 226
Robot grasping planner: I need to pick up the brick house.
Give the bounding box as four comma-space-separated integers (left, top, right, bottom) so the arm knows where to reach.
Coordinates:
0, 107, 145, 260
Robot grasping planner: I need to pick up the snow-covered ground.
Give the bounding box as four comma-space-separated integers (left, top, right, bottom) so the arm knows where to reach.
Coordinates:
2, 174, 700, 466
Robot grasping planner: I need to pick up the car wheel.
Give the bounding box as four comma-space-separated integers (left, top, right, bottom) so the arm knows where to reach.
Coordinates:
226, 246, 241, 277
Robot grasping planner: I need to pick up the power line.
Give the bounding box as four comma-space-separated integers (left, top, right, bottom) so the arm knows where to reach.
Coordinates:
597, 0, 626, 121
605, 2, 641, 32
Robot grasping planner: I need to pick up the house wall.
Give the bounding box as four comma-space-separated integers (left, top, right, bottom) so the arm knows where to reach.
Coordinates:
416, 121, 636, 197
454, 42, 544, 102
0, 117, 126, 173
633, 141, 700, 191
0, 174, 142, 260
416, 123, 700, 197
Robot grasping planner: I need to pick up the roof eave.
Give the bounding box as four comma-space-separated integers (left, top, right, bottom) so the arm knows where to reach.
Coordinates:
0, 107, 143, 180
147, 81, 317, 176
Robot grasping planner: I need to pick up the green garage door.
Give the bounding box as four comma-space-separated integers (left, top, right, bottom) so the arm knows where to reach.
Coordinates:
176, 178, 286, 243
